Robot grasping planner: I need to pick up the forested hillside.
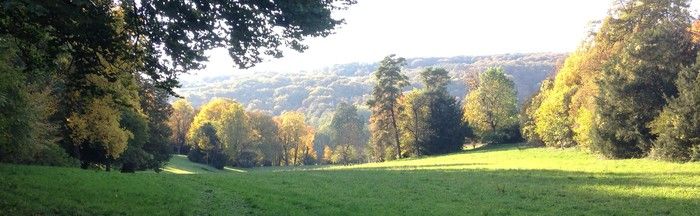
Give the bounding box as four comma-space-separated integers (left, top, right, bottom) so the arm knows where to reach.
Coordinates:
177, 53, 564, 125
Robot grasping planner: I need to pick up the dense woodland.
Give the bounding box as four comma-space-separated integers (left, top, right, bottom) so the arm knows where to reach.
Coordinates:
1, 0, 700, 173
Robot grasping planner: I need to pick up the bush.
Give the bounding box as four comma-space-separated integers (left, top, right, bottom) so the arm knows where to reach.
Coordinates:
236, 150, 258, 168
187, 148, 206, 163
208, 150, 227, 170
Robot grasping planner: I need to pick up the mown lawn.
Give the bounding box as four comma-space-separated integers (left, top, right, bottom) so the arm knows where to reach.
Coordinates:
1, 144, 699, 215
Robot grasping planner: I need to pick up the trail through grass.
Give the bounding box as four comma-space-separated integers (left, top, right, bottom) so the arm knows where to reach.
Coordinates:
1, 144, 699, 215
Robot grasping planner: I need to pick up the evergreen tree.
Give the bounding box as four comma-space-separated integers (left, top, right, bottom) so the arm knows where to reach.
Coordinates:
592, 0, 697, 158
368, 55, 408, 161
420, 68, 468, 154
138, 79, 174, 171
650, 58, 700, 162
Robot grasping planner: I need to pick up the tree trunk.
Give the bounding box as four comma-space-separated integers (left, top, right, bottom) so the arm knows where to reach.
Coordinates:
413, 107, 420, 154
389, 105, 402, 159
283, 140, 290, 166
293, 143, 299, 166
178, 136, 183, 155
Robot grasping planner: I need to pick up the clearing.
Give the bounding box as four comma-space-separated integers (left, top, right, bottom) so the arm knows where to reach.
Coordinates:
1, 144, 699, 215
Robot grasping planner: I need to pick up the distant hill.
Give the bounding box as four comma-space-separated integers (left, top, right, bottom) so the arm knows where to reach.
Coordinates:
176, 53, 566, 126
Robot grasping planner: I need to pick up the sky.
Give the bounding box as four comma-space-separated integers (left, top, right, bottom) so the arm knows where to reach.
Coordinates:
189, 0, 699, 78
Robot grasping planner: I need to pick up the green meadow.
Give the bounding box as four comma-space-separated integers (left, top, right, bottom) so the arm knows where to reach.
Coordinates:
2, 144, 699, 215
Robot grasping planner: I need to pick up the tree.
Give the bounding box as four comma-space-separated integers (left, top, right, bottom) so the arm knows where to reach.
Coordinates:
137, 79, 174, 171
0, 39, 70, 166
592, 0, 697, 158
190, 123, 226, 169
187, 98, 248, 165
218, 103, 252, 165
277, 112, 314, 166
322, 145, 334, 164
368, 55, 409, 161
1, 0, 356, 94
330, 103, 365, 164
420, 68, 468, 154
248, 111, 282, 166
399, 90, 430, 156
169, 99, 195, 154
67, 96, 133, 170
520, 79, 552, 146
650, 58, 700, 162
463, 67, 519, 143
117, 109, 150, 172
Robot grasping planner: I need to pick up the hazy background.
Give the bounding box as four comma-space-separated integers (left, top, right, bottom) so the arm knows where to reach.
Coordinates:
187, 0, 624, 78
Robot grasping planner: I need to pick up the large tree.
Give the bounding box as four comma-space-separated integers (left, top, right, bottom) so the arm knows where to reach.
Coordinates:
368, 55, 409, 161
1, 0, 356, 93
420, 68, 468, 154
463, 67, 519, 143
592, 0, 697, 158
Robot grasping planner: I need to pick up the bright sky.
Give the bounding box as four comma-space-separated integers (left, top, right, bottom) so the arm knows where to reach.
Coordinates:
189, 0, 700, 78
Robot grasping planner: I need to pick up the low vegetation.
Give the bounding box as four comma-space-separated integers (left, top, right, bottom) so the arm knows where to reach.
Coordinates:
2, 144, 698, 215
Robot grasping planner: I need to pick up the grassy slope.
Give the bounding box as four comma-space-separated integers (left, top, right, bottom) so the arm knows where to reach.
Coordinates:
1, 144, 699, 215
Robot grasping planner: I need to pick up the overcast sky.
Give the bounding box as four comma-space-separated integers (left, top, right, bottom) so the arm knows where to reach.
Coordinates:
187, 0, 699, 78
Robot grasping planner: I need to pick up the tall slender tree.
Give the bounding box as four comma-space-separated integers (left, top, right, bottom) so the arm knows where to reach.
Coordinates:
368, 55, 408, 161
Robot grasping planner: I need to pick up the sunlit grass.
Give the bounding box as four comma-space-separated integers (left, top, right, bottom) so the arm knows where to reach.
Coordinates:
161, 155, 231, 174
2, 144, 699, 215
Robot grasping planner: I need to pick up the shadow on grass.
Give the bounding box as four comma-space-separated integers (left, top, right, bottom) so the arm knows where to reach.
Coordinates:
258, 167, 700, 215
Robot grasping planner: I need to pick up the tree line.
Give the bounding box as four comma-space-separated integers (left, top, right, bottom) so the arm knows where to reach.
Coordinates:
520, 0, 700, 162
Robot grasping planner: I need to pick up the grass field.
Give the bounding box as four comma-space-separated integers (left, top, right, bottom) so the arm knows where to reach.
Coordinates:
1, 144, 699, 215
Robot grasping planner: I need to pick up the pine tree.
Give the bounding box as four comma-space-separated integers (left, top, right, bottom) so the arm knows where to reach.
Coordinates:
367, 55, 409, 161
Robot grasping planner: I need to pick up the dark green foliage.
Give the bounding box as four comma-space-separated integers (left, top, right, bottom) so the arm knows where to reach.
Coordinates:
138, 80, 174, 171
187, 148, 206, 164
417, 68, 469, 155
424, 93, 468, 154
0, 37, 72, 166
117, 109, 150, 172
650, 58, 700, 162
592, 0, 697, 158
0, 42, 33, 163
236, 150, 258, 168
